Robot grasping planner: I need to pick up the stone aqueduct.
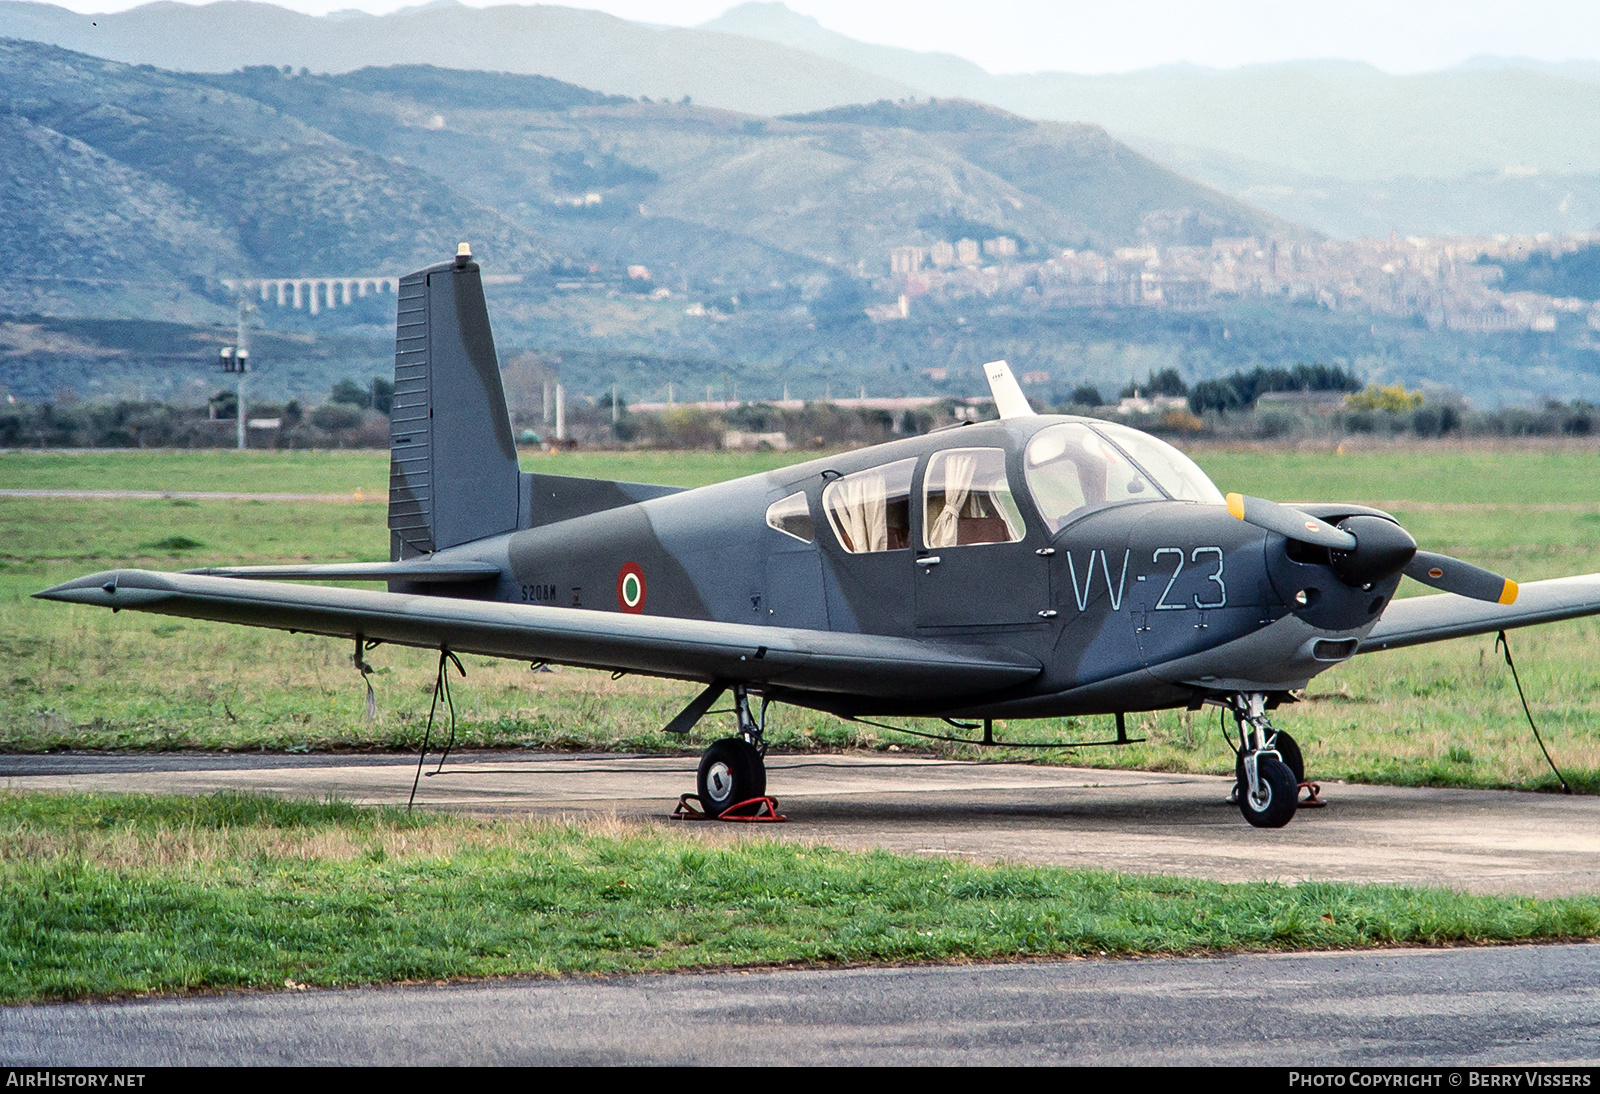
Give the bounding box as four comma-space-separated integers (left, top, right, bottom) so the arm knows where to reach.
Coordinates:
221, 276, 400, 316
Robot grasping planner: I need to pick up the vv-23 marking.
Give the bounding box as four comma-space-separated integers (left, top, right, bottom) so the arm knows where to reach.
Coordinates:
1065, 547, 1226, 612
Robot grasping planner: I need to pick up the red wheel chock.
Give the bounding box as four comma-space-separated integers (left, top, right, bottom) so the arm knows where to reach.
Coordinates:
671, 793, 787, 822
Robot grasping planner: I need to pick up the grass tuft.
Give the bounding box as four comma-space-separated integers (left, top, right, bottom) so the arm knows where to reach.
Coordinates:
139, 535, 206, 552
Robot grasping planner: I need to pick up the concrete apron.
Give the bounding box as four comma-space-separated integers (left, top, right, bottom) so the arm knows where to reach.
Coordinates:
5, 751, 1599, 897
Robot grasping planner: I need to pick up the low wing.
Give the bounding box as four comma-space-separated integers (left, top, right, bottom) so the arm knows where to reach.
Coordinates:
1358, 573, 1600, 653
185, 561, 501, 583
35, 570, 1041, 702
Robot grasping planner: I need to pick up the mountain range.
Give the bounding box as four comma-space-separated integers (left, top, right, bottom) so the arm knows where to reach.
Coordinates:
0, 36, 1325, 405
4, 0, 1595, 238
0, 5, 1597, 409
707, 3, 1600, 238
0, 35, 1291, 323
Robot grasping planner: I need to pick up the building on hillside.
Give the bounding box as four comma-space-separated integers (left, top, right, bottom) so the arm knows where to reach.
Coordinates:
865, 294, 911, 321
983, 236, 1018, 260
930, 241, 957, 267
956, 238, 981, 265
890, 246, 925, 274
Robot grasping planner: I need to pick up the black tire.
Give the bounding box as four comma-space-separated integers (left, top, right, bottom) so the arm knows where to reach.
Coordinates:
1272, 729, 1305, 784
1238, 754, 1299, 828
1235, 729, 1305, 789
697, 737, 766, 817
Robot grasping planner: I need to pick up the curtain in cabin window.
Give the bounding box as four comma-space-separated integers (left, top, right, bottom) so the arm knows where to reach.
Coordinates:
823, 458, 916, 553
926, 451, 976, 548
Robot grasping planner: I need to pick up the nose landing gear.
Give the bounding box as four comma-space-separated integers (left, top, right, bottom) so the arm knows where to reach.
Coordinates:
1228, 693, 1301, 828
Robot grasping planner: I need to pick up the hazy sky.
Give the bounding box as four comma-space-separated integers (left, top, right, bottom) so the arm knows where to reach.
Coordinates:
46, 0, 1600, 74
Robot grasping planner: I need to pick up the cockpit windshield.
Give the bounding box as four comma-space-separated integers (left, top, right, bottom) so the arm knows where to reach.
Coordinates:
1023, 423, 1155, 533
1023, 421, 1224, 532
1091, 422, 1226, 506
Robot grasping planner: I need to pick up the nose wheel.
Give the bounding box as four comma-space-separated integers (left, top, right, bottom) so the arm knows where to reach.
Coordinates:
1228, 693, 1300, 828
1235, 727, 1304, 787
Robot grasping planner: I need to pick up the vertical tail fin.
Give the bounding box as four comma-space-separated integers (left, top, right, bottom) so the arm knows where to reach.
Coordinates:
388, 247, 521, 560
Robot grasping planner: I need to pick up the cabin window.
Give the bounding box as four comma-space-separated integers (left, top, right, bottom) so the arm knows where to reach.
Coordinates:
923, 447, 1025, 548
823, 458, 916, 553
765, 491, 815, 543
1024, 423, 1157, 533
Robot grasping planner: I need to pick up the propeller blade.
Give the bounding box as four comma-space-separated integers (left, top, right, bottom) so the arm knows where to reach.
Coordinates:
1403, 551, 1518, 604
1225, 493, 1357, 551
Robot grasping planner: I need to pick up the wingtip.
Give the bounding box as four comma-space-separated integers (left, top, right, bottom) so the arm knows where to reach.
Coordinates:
1226, 492, 1246, 520
31, 570, 172, 608
33, 573, 115, 604
1500, 580, 1519, 605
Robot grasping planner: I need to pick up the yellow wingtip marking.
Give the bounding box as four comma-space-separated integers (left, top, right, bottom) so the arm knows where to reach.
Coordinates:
1226, 493, 1245, 520
1500, 580, 1519, 605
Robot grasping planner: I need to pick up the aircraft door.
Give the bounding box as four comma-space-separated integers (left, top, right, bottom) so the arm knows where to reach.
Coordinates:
913, 447, 1051, 627
818, 459, 919, 634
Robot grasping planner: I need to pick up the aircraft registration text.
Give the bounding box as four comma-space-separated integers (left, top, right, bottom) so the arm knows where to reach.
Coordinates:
1064, 548, 1227, 612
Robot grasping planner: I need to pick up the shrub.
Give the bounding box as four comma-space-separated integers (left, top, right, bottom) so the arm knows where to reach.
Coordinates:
310, 403, 363, 431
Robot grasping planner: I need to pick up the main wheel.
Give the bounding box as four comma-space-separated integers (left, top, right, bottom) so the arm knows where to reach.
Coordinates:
1237, 753, 1299, 828
1235, 729, 1305, 790
697, 737, 766, 817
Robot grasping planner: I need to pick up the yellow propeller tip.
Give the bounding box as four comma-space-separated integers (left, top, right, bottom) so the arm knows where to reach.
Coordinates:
1499, 580, 1519, 606
1226, 493, 1245, 520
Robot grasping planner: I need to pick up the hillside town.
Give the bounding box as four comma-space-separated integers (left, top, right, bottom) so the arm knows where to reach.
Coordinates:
882, 231, 1600, 334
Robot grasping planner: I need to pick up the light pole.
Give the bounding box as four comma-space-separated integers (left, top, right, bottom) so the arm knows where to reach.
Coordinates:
219, 296, 252, 450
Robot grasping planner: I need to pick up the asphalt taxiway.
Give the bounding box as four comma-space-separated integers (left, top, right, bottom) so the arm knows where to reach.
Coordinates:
6, 750, 1599, 896
6, 944, 1599, 1065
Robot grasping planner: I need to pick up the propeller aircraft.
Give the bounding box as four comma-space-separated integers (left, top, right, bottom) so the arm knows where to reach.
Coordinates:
37, 246, 1600, 828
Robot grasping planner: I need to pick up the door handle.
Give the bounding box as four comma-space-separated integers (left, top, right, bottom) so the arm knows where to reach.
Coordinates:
915, 556, 941, 567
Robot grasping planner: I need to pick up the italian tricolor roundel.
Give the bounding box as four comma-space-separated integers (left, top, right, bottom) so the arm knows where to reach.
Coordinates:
617, 562, 646, 613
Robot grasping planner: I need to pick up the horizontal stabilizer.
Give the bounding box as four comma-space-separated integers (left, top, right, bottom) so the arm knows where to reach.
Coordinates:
185, 561, 502, 583
35, 570, 1041, 702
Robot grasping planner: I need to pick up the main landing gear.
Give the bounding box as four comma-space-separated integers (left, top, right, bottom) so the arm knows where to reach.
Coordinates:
1227, 693, 1306, 829
695, 686, 768, 817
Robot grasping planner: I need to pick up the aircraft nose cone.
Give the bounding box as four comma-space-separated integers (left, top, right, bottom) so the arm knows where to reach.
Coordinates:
1329, 515, 1417, 588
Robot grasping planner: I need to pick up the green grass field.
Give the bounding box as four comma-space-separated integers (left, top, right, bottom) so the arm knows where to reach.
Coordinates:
8, 792, 1599, 1003
0, 447, 801, 494
4, 442, 1600, 792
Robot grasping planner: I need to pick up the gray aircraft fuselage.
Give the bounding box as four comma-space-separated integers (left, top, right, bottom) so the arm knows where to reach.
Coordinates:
417, 414, 1396, 720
